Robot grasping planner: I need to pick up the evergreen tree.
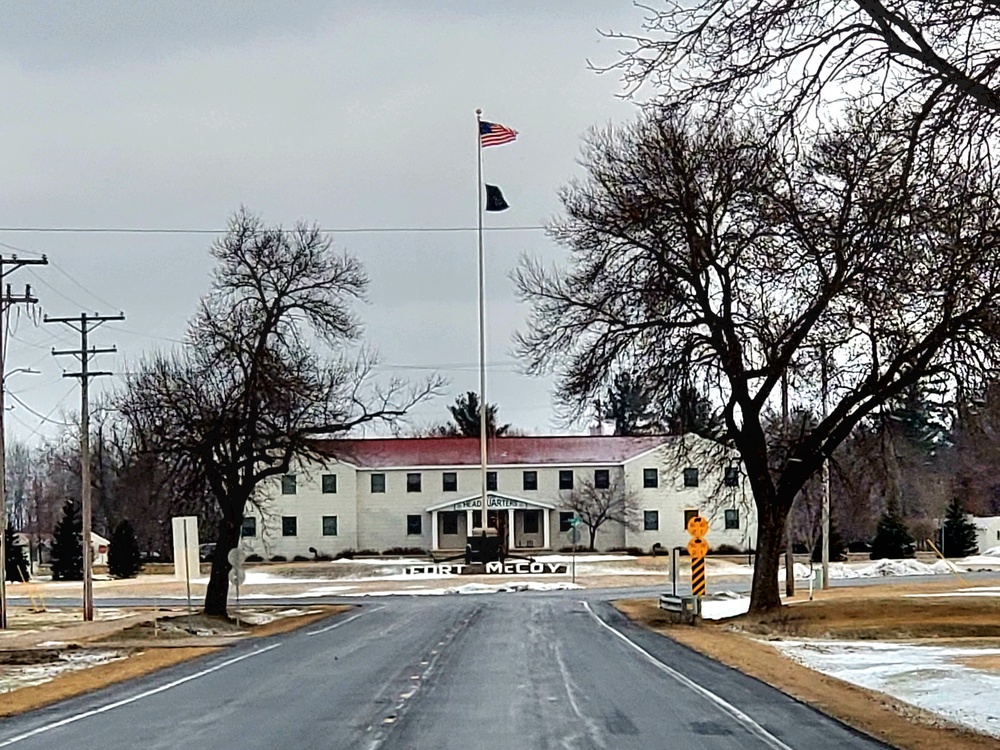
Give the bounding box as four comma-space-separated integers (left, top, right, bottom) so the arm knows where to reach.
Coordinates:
50, 500, 84, 581
810, 522, 847, 563
600, 371, 660, 436
438, 392, 510, 437
869, 497, 916, 560
942, 495, 979, 558
108, 520, 142, 578
4, 525, 29, 583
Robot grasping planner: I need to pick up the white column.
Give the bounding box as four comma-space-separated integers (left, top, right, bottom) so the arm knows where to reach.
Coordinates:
507, 509, 516, 550
431, 511, 439, 552
466, 509, 474, 533
542, 510, 551, 550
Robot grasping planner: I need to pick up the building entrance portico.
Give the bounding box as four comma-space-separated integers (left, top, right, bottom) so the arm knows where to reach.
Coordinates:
427, 493, 554, 552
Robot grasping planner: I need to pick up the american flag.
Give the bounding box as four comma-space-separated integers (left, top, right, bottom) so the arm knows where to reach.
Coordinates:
480, 120, 518, 147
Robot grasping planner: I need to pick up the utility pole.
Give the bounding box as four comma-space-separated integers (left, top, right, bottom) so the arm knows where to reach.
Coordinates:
45, 311, 124, 622
820, 342, 830, 590
0, 255, 47, 630
782, 372, 795, 598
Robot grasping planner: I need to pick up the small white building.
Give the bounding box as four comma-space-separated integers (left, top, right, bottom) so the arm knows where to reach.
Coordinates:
242, 435, 756, 558
972, 516, 1000, 554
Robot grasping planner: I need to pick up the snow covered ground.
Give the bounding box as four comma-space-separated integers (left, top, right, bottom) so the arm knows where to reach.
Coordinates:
771, 639, 1000, 739
345, 581, 585, 597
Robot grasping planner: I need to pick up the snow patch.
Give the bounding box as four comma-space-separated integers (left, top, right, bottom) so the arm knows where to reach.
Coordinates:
345, 581, 585, 597
771, 639, 1000, 738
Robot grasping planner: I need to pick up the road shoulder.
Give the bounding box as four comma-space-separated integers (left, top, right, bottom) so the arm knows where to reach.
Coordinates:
0, 605, 351, 719
613, 599, 998, 750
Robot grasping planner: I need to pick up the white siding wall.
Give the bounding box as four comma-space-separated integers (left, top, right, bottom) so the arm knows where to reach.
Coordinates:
623, 445, 756, 553
242, 437, 754, 557
974, 516, 1000, 554
247, 459, 360, 559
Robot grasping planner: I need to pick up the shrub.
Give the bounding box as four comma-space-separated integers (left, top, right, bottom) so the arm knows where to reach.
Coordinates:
312, 553, 332, 561
355, 549, 380, 557
334, 549, 355, 560
269, 555, 287, 562
709, 544, 743, 555
4, 526, 29, 583
381, 547, 428, 556
607, 546, 646, 556
245, 553, 264, 562
292, 555, 309, 562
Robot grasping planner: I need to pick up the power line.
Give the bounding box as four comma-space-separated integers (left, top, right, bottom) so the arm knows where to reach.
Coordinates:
0, 225, 546, 235
7, 392, 74, 426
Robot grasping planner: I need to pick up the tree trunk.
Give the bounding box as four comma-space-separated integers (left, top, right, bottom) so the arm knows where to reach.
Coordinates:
748, 500, 788, 613
204, 518, 241, 617
588, 526, 597, 551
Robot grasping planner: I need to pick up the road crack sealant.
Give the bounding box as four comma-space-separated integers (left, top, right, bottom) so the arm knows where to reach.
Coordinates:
362, 603, 484, 750
581, 601, 796, 750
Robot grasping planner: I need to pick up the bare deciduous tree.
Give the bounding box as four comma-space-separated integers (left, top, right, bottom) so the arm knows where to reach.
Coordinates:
117, 210, 442, 616
563, 475, 640, 551
607, 1, 1000, 165
515, 107, 1000, 611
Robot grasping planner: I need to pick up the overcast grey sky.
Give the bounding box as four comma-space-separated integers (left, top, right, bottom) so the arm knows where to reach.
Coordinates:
0, 1, 645, 442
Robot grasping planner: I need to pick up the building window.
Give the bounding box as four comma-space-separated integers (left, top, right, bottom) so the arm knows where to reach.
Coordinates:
644, 510, 659, 531
724, 466, 739, 487
559, 512, 575, 532
725, 509, 740, 530
683, 468, 699, 488
594, 469, 610, 489
559, 470, 573, 490
643, 468, 658, 488
322, 516, 338, 536
407, 473, 422, 493
407, 514, 423, 536
371, 473, 386, 493
487, 471, 497, 491
684, 509, 700, 530
322, 474, 338, 494
442, 472, 458, 492
241, 517, 256, 537
282, 516, 297, 537
441, 511, 459, 535
523, 470, 538, 491
523, 511, 540, 534
281, 474, 297, 495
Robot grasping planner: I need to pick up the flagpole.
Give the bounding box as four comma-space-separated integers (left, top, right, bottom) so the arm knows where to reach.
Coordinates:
476, 108, 489, 538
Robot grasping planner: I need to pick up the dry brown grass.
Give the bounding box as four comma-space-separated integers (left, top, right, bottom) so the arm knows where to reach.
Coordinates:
615, 598, 1000, 750
0, 647, 217, 718
0, 605, 352, 718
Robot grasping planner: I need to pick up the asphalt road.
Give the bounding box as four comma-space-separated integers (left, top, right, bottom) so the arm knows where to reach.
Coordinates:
0, 592, 891, 750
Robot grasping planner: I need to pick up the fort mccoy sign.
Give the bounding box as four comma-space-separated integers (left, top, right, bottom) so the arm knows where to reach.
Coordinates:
403, 561, 569, 576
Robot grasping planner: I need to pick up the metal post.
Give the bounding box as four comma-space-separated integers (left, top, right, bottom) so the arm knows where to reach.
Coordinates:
671, 547, 679, 597
183, 518, 192, 632
475, 108, 489, 534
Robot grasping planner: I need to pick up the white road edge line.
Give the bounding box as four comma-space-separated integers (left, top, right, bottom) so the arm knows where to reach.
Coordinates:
581, 601, 795, 750
0, 643, 282, 748
306, 606, 382, 636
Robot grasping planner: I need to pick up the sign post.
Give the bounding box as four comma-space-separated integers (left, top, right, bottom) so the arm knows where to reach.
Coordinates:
568, 516, 582, 585
686, 515, 709, 597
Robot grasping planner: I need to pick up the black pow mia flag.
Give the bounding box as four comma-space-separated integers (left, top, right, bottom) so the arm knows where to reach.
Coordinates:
485, 184, 509, 212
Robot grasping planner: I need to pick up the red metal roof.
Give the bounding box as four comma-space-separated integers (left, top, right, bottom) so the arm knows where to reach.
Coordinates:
312, 435, 671, 468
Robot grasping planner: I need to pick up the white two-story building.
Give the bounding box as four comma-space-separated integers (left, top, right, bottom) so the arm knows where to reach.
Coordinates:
242, 434, 756, 558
